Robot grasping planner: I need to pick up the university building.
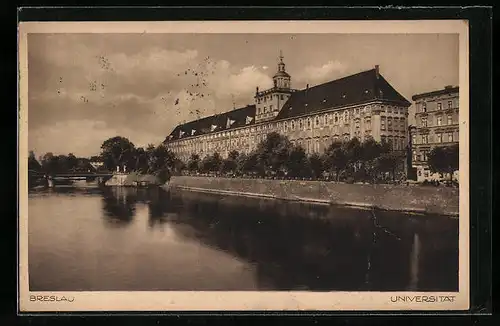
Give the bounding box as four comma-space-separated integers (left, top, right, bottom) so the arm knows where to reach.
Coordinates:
164, 53, 411, 163
410, 86, 459, 181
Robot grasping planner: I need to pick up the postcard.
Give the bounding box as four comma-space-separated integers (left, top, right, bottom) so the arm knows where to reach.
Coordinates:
18, 19, 469, 312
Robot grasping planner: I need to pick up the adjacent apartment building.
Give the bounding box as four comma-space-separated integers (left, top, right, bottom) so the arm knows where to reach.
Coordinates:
410, 86, 459, 182
164, 53, 411, 163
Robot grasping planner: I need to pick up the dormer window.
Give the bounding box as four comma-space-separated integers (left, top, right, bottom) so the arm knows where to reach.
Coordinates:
342, 94, 346, 99
364, 89, 369, 94
322, 99, 327, 103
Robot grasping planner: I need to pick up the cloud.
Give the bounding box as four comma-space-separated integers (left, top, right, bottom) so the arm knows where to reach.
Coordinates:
28, 34, 275, 157
28, 119, 165, 157
296, 60, 348, 85
208, 64, 273, 100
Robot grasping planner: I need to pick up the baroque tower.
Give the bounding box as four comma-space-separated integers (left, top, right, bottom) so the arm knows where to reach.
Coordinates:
254, 51, 294, 123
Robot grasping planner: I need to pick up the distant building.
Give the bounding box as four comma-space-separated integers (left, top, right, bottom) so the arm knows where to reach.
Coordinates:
410, 86, 459, 182
89, 161, 104, 171
164, 53, 411, 162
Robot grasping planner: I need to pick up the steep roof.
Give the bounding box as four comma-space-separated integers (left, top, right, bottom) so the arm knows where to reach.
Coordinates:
164, 104, 256, 142
164, 67, 410, 143
276, 68, 411, 120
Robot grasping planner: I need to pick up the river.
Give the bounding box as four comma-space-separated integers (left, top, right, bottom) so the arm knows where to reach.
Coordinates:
28, 186, 459, 292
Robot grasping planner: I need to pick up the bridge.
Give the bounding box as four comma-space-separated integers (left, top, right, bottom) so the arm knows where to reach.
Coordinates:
29, 170, 116, 188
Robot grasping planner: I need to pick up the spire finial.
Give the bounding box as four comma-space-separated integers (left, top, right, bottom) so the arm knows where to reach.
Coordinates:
279, 50, 283, 62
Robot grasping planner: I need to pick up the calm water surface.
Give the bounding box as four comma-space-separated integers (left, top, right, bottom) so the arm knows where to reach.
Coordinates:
28, 186, 459, 291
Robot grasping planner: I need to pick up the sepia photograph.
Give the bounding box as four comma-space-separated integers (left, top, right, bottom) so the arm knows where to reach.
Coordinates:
18, 20, 469, 311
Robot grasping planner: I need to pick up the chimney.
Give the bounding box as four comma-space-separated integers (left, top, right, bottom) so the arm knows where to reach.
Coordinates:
445, 85, 453, 89
375, 65, 380, 79
306, 84, 309, 90
256, 86, 259, 94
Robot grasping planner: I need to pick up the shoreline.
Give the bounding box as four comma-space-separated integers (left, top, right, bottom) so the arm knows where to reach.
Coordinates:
167, 176, 459, 218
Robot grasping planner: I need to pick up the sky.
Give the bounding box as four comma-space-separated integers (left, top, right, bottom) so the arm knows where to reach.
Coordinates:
27, 33, 459, 158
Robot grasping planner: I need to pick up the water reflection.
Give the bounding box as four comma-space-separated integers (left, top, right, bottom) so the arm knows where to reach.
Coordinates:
28, 186, 459, 292
101, 187, 137, 226
155, 190, 458, 291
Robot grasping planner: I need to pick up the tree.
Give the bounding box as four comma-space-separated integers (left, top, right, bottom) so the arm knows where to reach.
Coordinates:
360, 137, 383, 182
374, 152, 400, 182
211, 152, 223, 173
256, 132, 292, 175
89, 155, 101, 162
427, 144, 459, 181
199, 152, 223, 173
199, 155, 212, 173
228, 150, 240, 161
220, 157, 237, 174
28, 151, 41, 171
148, 144, 177, 173
308, 153, 324, 179
40, 152, 56, 173
286, 145, 309, 178
323, 141, 348, 181
76, 157, 93, 172
361, 136, 383, 163
173, 158, 185, 173
66, 153, 78, 171
343, 137, 363, 171
100, 136, 136, 171
236, 152, 259, 175
187, 154, 201, 172
133, 147, 149, 173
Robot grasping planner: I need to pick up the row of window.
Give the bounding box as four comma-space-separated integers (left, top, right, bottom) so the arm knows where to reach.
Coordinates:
381, 136, 407, 151
381, 116, 406, 131
171, 108, 406, 149
257, 93, 286, 104
172, 133, 408, 158
412, 132, 455, 145
257, 105, 275, 114
420, 114, 455, 127
420, 99, 456, 113
380, 106, 406, 115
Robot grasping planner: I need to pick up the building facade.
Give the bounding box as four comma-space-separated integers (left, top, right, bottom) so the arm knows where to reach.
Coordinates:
164, 54, 411, 163
410, 86, 459, 182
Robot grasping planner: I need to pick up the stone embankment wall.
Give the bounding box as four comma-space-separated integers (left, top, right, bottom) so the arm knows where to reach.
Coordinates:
105, 173, 128, 186
105, 172, 162, 186
167, 176, 460, 217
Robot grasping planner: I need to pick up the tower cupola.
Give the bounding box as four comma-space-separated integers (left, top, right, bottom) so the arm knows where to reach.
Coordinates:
273, 50, 291, 89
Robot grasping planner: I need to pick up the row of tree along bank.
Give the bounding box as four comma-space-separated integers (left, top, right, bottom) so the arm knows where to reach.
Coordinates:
28, 136, 184, 185
29, 132, 459, 187
183, 132, 459, 186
